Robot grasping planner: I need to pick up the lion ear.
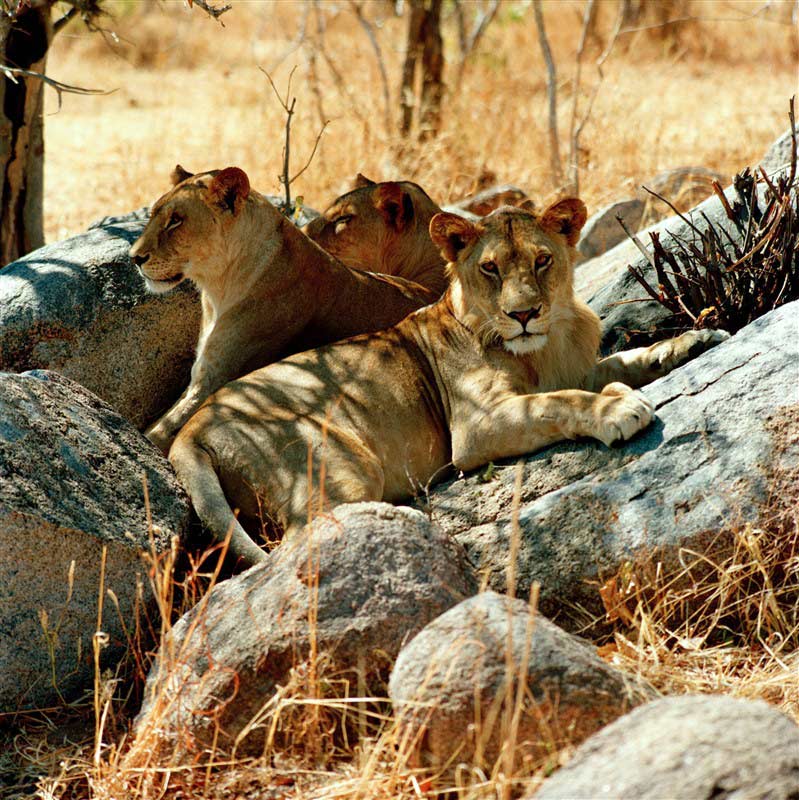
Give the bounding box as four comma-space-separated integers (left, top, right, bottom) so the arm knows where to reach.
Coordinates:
539, 198, 587, 246
354, 173, 376, 189
208, 167, 250, 215
429, 212, 481, 263
374, 182, 414, 232
170, 164, 194, 186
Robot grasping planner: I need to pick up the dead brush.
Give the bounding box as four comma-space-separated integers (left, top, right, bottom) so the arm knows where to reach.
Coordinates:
598, 452, 799, 720
627, 99, 798, 336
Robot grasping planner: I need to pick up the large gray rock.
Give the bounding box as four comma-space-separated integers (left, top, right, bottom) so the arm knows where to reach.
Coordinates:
389, 592, 651, 775
577, 198, 645, 261
0, 213, 200, 429
0, 370, 190, 711
532, 695, 799, 800
426, 302, 799, 625
134, 503, 477, 759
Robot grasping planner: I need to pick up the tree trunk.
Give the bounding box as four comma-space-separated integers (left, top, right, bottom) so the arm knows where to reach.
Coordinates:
0, 3, 52, 267
418, 0, 442, 142
399, 0, 444, 141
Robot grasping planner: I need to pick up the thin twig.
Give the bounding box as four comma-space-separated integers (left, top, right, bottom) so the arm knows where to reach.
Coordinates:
454, 0, 502, 89
187, 0, 232, 24
532, 0, 563, 188
0, 66, 112, 112
641, 185, 705, 238
290, 120, 329, 184
53, 6, 79, 35
567, 0, 595, 195
311, 0, 369, 126
616, 214, 655, 268
348, 1, 391, 133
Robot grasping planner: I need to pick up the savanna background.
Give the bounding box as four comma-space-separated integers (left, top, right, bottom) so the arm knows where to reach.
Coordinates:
44, 0, 798, 241
4, 1, 799, 798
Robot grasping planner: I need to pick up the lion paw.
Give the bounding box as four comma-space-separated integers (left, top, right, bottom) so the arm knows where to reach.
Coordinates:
653, 328, 731, 373
593, 383, 654, 447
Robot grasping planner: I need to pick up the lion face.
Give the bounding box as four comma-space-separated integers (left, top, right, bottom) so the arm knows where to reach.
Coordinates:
304, 174, 441, 274
429, 199, 587, 354
130, 166, 252, 293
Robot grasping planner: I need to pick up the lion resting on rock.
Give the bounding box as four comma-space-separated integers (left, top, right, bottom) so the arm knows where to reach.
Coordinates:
169, 199, 729, 565
130, 167, 435, 453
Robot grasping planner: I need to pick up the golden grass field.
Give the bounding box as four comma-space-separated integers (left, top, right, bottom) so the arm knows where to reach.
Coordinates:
4, 1, 796, 798
44, 0, 798, 242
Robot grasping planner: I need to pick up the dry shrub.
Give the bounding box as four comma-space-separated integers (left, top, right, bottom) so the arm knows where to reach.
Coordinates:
628, 103, 799, 336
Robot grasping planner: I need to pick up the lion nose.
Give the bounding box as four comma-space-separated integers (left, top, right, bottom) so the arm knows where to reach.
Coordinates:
507, 306, 542, 327
131, 252, 150, 268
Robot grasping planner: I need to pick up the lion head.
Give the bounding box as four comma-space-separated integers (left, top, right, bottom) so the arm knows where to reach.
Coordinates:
304, 174, 446, 292
429, 199, 587, 355
130, 166, 256, 293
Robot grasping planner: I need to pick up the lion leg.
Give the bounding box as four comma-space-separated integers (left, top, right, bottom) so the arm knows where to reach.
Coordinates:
587, 329, 731, 391
169, 435, 269, 567
451, 384, 654, 472
282, 443, 386, 538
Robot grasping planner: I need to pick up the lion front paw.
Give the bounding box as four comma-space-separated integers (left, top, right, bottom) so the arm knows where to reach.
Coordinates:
592, 382, 654, 447
653, 328, 731, 373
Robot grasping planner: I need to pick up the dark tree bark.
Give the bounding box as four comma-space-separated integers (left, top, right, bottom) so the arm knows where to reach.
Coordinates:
399, 0, 443, 141
0, 3, 52, 266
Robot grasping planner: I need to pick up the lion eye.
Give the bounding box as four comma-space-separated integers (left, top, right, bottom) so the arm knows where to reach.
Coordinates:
535, 253, 552, 270
166, 212, 183, 232
480, 260, 499, 277
333, 215, 353, 234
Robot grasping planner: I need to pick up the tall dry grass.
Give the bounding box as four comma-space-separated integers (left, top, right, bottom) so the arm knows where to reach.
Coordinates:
43, 0, 798, 243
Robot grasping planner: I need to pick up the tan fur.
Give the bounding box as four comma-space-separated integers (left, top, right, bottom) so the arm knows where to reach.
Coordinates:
130, 167, 435, 461
170, 199, 728, 566
304, 179, 447, 295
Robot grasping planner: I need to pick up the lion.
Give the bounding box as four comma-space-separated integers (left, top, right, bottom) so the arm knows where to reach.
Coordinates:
304, 174, 448, 296
130, 166, 435, 455
169, 199, 729, 566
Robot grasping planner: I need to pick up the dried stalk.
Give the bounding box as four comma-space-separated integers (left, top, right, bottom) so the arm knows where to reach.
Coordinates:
532, 0, 563, 188
625, 99, 798, 335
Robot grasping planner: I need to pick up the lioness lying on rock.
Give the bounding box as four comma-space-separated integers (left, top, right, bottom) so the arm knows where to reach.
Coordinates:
130, 167, 435, 453
170, 199, 728, 565
304, 174, 447, 295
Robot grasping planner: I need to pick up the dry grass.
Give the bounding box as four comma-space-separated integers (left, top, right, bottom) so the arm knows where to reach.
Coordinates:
43, 0, 798, 242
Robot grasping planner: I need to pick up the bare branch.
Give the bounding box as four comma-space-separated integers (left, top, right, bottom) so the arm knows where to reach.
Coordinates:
260, 65, 327, 214
268, 2, 310, 73
53, 6, 79, 35
532, 0, 563, 188
0, 66, 112, 112
566, 0, 595, 195
186, 0, 232, 25
616, 214, 655, 269
454, 0, 501, 89
291, 119, 329, 184
311, 0, 369, 128
349, 1, 391, 133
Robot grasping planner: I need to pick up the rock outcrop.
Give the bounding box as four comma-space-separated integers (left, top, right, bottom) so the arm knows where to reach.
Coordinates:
532, 695, 799, 799
0, 370, 189, 710
426, 302, 799, 625
134, 503, 477, 758
389, 591, 651, 774
0, 213, 200, 429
